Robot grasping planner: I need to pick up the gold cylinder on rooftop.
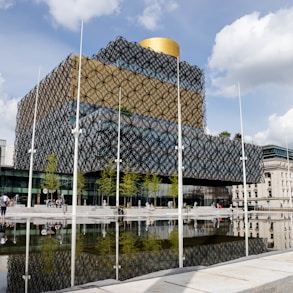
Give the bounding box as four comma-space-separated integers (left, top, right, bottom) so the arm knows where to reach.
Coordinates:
139, 37, 180, 58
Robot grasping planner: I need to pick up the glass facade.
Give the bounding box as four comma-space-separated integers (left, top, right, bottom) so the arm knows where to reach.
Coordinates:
13, 37, 263, 196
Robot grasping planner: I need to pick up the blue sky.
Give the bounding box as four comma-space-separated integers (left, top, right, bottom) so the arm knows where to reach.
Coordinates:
1, 0, 293, 149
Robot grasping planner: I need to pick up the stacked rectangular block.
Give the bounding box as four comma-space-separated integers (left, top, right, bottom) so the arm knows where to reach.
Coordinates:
14, 37, 263, 185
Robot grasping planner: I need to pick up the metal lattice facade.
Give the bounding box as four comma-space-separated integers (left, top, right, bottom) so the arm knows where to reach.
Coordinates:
14, 37, 263, 185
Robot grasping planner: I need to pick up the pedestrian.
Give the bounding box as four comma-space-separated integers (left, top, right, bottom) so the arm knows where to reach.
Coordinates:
0, 194, 9, 222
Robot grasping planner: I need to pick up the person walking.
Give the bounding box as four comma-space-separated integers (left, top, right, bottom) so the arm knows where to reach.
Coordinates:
0, 194, 9, 222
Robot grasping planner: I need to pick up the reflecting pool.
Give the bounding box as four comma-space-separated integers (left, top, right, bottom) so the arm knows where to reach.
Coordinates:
0, 212, 292, 292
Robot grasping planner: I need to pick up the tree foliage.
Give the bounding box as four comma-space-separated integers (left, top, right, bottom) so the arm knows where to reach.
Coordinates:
143, 234, 162, 251
77, 172, 85, 205
96, 161, 116, 205
219, 131, 231, 138
234, 132, 242, 140
40, 236, 59, 274
120, 164, 140, 207
95, 232, 115, 257
120, 106, 133, 116
143, 172, 162, 206
41, 154, 60, 202
120, 231, 138, 254
168, 171, 178, 207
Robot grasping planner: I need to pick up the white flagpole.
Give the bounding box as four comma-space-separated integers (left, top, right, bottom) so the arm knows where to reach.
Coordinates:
28, 67, 41, 208
177, 56, 184, 268
72, 20, 83, 216
115, 87, 122, 209
177, 56, 183, 214
286, 137, 292, 208
238, 82, 248, 257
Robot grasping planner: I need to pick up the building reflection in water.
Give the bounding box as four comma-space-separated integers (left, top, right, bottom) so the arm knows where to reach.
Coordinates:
232, 212, 293, 250
3, 213, 293, 292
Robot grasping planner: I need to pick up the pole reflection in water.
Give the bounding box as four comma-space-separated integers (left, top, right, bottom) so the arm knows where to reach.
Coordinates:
57, 218, 66, 245
22, 217, 31, 293
13, 217, 17, 244
71, 216, 77, 287
178, 212, 184, 268
102, 221, 106, 238
114, 218, 120, 280
138, 217, 141, 237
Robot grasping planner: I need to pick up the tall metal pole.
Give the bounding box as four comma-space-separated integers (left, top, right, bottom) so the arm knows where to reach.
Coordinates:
177, 57, 183, 213
238, 82, 248, 257
23, 217, 31, 293
115, 87, 122, 209
72, 20, 83, 216
27, 68, 41, 208
114, 219, 120, 280
286, 137, 292, 208
177, 56, 184, 268
71, 216, 77, 287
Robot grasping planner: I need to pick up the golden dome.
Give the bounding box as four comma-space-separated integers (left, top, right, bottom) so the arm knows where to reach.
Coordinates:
139, 37, 180, 58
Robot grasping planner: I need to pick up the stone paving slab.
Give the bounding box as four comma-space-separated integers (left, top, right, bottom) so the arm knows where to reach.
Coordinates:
59, 250, 293, 293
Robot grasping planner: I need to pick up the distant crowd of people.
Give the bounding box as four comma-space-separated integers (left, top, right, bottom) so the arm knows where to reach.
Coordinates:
46, 194, 65, 208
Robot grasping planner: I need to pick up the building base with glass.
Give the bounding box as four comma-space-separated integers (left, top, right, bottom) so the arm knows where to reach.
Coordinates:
12, 37, 263, 206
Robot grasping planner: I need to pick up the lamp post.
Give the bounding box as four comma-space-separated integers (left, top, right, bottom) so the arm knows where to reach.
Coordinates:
72, 20, 83, 216
176, 56, 184, 268
177, 57, 183, 215
238, 82, 248, 257
28, 68, 41, 208
115, 87, 122, 210
286, 137, 292, 208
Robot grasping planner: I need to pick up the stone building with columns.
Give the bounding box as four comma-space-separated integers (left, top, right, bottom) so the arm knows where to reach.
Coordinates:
232, 145, 293, 210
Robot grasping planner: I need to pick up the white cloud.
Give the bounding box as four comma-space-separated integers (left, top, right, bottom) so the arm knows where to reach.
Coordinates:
137, 0, 178, 31
0, 75, 19, 146
246, 108, 293, 148
208, 7, 293, 97
37, 0, 121, 31
0, 31, 72, 147
0, 0, 14, 9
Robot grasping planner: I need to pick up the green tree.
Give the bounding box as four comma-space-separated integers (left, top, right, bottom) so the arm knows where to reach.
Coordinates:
77, 172, 85, 206
40, 235, 59, 274
95, 232, 115, 256
41, 154, 60, 203
120, 164, 140, 207
168, 229, 179, 251
143, 234, 162, 251
219, 131, 231, 138
168, 171, 178, 208
95, 231, 115, 270
120, 231, 138, 254
120, 106, 133, 116
143, 172, 162, 207
143, 172, 151, 204
96, 161, 116, 205
234, 133, 242, 140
